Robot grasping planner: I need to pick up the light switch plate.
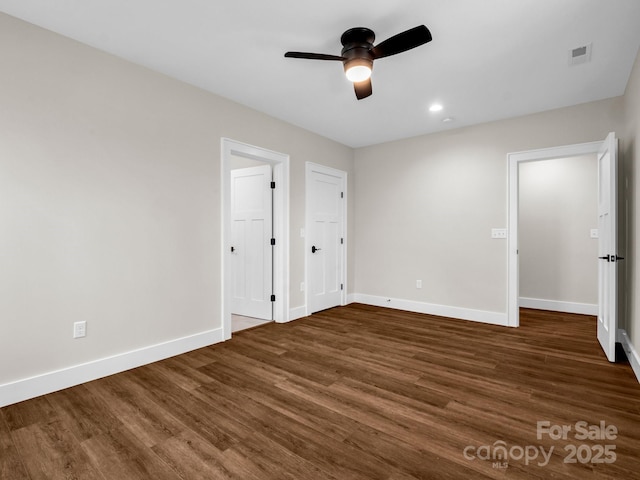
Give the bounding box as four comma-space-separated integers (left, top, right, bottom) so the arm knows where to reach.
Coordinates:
491, 228, 507, 239
590, 229, 599, 239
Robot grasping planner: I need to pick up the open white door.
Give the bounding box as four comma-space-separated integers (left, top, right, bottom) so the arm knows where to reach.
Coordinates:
597, 132, 618, 362
230, 165, 272, 320
306, 163, 346, 314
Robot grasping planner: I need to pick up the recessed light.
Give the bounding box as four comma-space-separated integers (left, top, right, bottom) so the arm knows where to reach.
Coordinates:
429, 103, 443, 112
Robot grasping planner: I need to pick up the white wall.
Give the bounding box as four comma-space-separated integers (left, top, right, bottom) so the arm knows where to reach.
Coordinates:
353, 98, 624, 319
518, 155, 598, 309
0, 13, 354, 396
622, 48, 640, 363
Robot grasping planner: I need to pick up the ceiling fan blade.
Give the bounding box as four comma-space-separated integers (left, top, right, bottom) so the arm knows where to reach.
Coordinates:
371, 25, 432, 59
354, 79, 372, 100
284, 52, 345, 61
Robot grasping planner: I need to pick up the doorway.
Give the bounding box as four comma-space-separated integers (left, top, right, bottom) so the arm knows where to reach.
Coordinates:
508, 140, 602, 326
221, 139, 290, 340
517, 154, 598, 316
507, 134, 620, 361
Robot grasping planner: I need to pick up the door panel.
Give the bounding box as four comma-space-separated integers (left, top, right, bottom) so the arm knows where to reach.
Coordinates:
231, 165, 272, 320
307, 165, 345, 313
597, 132, 618, 362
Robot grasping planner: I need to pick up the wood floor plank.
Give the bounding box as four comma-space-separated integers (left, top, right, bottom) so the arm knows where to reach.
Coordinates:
151, 430, 241, 480
2, 395, 58, 432
2, 304, 640, 479
11, 419, 104, 480
194, 369, 355, 443
80, 425, 181, 480
124, 367, 241, 451
83, 373, 186, 448
45, 385, 123, 442
0, 411, 30, 480
343, 423, 497, 480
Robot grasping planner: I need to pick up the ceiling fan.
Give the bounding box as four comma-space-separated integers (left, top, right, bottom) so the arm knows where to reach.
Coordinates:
284, 25, 432, 100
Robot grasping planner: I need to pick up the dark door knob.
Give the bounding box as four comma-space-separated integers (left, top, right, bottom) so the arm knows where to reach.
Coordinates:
231, 246, 235, 253
311, 245, 321, 253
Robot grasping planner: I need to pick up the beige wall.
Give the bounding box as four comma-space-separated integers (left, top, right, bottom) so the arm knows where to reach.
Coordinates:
353, 98, 623, 314
622, 48, 640, 347
0, 13, 354, 385
519, 155, 598, 305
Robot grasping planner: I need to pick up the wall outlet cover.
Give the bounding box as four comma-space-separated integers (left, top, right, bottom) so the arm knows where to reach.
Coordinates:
73, 321, 86, 338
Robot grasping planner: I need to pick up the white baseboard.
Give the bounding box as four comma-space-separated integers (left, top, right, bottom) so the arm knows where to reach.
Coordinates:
288, 306, 307, 322
519, 297, 598, 316
619, 329, 640, 384
0, 327, 224, 408
350, 294, 508, 326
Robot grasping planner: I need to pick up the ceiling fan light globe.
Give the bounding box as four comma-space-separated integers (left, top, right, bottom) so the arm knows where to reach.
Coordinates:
346, 65, 372, 83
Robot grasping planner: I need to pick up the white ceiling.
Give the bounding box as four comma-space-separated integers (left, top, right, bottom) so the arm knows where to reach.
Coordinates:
1, 0, 640, 147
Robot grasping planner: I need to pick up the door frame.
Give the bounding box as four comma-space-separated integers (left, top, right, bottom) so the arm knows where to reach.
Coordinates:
222, 138, 290, 340
305, 162, 348, 315
507, 140, 603, 327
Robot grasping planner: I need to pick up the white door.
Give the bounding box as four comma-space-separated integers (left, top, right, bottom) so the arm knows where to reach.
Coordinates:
307, 164, 346, 314
597, 132, 618, 362
230, 165, 272, 320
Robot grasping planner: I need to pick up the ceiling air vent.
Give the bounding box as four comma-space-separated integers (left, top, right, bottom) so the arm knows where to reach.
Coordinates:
569, 43, 592, 65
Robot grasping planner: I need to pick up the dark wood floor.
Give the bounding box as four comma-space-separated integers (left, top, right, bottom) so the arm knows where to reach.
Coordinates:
2, 304, 640, 479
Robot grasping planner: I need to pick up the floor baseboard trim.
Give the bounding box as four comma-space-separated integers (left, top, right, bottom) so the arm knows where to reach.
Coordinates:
351, 294, 508, 326
0, 328, 224, 408
288, 306, 307, 322
519, 297, 598, 315
619, 329, 640, 384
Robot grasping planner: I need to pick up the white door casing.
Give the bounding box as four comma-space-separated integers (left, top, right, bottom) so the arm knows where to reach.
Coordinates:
230, 165, 272, 320
221, 138, 290, 341
306, 163, 346, 314
597, 132, 618, 362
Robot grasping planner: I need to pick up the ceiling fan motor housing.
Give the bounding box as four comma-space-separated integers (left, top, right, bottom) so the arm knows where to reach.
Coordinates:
341, 27, 375, 74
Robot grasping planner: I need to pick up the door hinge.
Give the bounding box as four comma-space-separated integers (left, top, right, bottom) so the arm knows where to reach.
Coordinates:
270, 294, 276, 302
341, 284, 344, 291
270, 181, 276, 189
270, 238, 276, 246
340, 191, 344, 198
340, 238, 344, 244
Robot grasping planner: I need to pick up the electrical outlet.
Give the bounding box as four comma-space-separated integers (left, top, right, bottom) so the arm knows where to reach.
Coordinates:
491, 228, 507, 239
73, 321, 86, 338
416, 280, 422, 289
